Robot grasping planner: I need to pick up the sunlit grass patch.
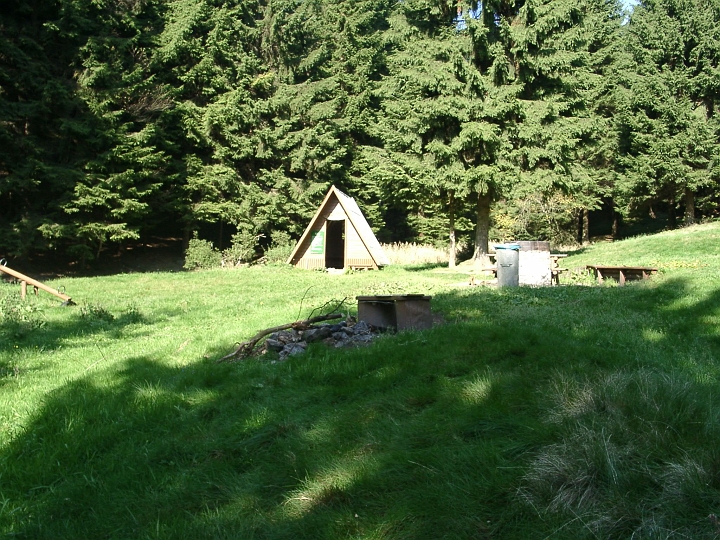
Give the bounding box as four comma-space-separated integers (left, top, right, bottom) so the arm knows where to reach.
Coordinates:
459, 373, 494, 405
282, 454, 377, 517
1, 223, 720, 538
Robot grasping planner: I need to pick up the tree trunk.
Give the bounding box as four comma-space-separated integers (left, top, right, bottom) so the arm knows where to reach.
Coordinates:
668, 194, 677, 229
183, 226, 191, 251
582, 208, 590, 245
448, 191, 456, 268
473, 191, 491, 267
611, 207, 621, 240
684, 186, 695, 225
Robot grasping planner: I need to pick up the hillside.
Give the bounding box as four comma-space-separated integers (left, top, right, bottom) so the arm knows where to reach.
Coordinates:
1, 223, 719, 539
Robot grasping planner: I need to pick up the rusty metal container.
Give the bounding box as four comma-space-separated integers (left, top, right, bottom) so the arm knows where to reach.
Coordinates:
356, 295, 432, 331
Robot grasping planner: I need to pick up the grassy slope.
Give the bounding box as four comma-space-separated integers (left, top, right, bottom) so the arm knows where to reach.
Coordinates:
1, 223, 719, 539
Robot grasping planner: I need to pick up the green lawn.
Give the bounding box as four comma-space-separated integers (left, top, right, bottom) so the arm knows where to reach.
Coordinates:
2, 223, 720, 539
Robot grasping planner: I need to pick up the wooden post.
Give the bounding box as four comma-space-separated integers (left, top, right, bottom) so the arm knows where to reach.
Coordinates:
21, 280, 27, 300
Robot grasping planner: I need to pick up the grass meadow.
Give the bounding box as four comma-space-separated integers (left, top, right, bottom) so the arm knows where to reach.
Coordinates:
1, 223, 720, 539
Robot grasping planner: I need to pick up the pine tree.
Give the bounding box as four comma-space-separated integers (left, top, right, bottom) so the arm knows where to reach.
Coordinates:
614, 0, 720, 227
28, 0, 171, 262
373, 0, 503, 262
376, 0, 622, 260
152, 0, 274, 254
263, 0, 395, 239
153, 0, 394, 255
469, 0, 624, 253
0, 0, 88, 257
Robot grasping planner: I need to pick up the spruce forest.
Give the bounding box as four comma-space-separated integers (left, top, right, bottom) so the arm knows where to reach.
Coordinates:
1, 0, 719, 264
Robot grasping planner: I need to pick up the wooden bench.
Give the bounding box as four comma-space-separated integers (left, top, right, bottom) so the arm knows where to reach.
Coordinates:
586, 265, 658, 286
551, 267, 567, 285
550, 254, 567, 285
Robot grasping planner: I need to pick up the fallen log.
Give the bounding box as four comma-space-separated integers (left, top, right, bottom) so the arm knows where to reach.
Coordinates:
217, 312, 343, 363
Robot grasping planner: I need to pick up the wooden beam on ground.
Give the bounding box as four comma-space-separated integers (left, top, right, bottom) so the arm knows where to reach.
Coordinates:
0, 264, 74, 304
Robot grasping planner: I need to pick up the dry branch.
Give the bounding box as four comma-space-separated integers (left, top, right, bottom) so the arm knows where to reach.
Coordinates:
217, 312, 343, 363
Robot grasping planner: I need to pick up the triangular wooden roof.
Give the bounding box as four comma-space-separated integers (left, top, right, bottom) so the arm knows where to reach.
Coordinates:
287, 186, 390, 267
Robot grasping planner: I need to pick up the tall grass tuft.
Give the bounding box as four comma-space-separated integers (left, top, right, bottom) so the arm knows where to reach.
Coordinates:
520, 369, 720, 539
381, 242, 454, 265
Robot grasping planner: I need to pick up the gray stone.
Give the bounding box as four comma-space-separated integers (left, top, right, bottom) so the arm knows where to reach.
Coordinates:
270, 330, 300, 344
259, 317, 384, 359
304, 326, 333, 343
279, 341, 307, 360
352, 320, 371, 335
265, 338, 284, 352
287, 342, 307, 354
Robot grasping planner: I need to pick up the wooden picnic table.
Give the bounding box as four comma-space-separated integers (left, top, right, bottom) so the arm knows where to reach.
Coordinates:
488, 252, 567, 260
586, 265, 657, 286
549, 254, 568, 285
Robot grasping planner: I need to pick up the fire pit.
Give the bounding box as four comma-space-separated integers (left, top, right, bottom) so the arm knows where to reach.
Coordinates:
356, 295, 432, 331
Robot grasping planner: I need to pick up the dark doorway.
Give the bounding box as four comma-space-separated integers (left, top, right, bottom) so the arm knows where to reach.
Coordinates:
325, 220, 345, 269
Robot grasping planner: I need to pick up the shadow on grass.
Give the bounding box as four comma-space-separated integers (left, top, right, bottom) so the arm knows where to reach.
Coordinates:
401, 262, 449, 272
2, 278, 720, 538
0, 308, 155, 353
0, 302, 173, 386
561, 245, 591, 256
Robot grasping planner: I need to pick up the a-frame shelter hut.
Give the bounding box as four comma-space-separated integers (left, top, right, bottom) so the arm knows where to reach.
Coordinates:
287, 186, 390, 270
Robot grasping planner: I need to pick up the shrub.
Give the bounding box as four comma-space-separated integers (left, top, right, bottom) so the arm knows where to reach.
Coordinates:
264, 231, 294, 264
222, 230, 259, 267
492, 193, 579, 246
79, 303, 115, 323
0, 287, 45, 339
184, 236, 222, 270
